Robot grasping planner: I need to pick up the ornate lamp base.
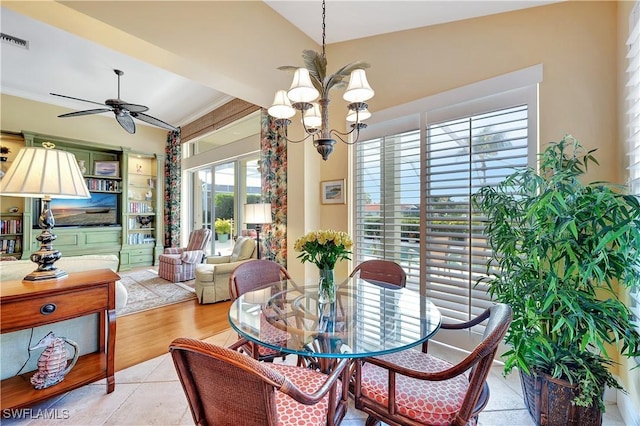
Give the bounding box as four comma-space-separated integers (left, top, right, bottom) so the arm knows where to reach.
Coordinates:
24, 198, 67, 281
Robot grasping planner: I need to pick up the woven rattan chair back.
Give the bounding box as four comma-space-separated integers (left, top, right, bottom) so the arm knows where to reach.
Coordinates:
170, 337, 348, 426
228, 259, 293, 362
348, 259, 407, 288
354, 303, 513, 426
229, 259, 292, 300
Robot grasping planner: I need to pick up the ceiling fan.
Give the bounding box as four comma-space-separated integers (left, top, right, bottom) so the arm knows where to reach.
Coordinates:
50, 69, 178, 134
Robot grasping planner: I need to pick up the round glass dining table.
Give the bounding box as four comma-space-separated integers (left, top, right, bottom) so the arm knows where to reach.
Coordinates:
228, 276, 442, 360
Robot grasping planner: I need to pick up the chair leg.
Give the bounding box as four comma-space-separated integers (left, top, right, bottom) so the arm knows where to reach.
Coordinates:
365, 415, 381, 426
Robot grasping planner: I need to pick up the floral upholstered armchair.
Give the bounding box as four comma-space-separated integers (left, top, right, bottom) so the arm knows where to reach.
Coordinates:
158, 228, 212, 282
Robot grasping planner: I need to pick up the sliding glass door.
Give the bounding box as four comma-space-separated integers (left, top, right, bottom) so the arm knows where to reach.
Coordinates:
190, 156, 260, 256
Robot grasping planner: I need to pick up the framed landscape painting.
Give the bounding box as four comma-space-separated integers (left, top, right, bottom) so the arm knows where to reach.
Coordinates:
321, 179, 345, 204
94, 161, 120, 177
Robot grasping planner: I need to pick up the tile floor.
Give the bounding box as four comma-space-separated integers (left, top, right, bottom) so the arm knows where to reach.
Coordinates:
2, 329, 627, 425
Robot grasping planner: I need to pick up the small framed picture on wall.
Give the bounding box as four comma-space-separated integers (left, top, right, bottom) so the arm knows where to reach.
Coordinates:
320, 179, 346, 204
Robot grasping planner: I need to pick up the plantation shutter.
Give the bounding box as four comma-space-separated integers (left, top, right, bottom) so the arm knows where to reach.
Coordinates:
627, 2, 640, 195
424, 106, 529, 323
354, 129, 422, 287
625, 1, 640, 340
354, 69, 539, 351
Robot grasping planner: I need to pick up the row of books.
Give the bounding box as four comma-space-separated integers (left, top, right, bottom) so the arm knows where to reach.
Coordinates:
0, 237, 22, 254
86, 178, 121, 192
128, 202, 153, 213
127, 234, 155, 245
0, 219, 22, 234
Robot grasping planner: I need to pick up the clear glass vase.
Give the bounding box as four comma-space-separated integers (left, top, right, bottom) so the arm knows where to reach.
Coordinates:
318, 268, 336, 304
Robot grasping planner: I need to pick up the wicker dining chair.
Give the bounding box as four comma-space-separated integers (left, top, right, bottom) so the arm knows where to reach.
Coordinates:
229, 259, 293, 362
353, 303, 513, 426
170, 338, 349, 426
349, 259, 407, 288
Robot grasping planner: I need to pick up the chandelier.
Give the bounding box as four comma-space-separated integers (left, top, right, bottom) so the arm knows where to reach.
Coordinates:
267, 0, 374, 161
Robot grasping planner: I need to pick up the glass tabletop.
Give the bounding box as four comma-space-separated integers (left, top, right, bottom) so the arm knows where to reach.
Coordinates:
228, 276, 442, 358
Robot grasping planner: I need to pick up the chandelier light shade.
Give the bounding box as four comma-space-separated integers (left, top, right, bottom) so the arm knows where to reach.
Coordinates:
0, 143, 91, 280
268, 0, 374, 161
244, 203, 272, 259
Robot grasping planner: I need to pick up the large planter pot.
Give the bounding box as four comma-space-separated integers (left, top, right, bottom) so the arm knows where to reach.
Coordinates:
216, 233, 229, 243
520, 369, 602, 426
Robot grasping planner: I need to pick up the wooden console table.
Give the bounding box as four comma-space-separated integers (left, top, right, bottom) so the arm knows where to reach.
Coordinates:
1, 269, 118, 410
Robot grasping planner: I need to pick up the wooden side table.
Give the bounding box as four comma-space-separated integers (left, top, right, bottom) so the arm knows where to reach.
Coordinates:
1, 269, 118, 410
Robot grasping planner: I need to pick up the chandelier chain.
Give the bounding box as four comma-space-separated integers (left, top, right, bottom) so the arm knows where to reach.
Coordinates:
268, 0, 373, 160
321, 0, 326, 58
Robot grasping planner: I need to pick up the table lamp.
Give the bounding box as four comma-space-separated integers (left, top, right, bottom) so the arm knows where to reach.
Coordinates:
244, 203, 272, 259
0, 143, 91, 280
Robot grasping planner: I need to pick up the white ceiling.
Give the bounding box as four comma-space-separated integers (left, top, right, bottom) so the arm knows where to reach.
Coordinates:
0, 1, 560, 134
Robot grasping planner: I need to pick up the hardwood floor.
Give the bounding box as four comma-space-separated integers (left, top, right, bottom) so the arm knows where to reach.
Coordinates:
115, 297, 232, 371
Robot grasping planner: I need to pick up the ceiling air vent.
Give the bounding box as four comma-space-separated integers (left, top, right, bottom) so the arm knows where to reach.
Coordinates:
1, 33, 29, 50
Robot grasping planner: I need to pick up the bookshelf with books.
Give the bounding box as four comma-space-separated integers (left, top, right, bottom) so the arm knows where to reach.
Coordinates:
15, 132, 164, 269
0, 213, 23, 259
21, 132, 123, 260
0, 132, 27, 259
119, 150, 164, 270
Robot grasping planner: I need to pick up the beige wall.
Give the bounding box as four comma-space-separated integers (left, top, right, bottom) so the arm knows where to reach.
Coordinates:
2, 0, 637, 415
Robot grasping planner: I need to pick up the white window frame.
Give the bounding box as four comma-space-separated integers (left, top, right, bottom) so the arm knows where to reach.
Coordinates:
352, 65, 541, 351
625, 1, 640, 345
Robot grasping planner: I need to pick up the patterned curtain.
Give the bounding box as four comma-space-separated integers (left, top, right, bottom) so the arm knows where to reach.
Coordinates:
260, 110, 287, 266
164, 129, 181, 248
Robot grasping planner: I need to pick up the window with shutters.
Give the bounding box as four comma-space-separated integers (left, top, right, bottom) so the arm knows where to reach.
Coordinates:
353, 67, 540, 351
424, 106, 528, 326
625, 1, 640, 339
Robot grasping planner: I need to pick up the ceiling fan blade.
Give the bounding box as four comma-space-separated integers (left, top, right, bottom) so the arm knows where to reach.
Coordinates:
58, 108, 112, 118
115, 111, 136, 134
50, 93, 107, 107
131, 112, 178, 131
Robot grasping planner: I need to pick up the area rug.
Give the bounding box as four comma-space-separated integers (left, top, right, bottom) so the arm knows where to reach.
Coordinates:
116, 269, 196, 316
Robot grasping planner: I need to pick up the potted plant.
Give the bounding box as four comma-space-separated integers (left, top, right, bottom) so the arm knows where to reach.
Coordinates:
214, 218, 232, 243
472, 135, 640, 424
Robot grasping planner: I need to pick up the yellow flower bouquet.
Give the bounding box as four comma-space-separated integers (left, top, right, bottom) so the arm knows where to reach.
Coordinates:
293, 229, 353, 269
294, 229, 353, 303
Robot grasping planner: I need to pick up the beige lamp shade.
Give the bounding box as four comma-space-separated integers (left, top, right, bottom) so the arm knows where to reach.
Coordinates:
346, 107, 372, 123
287, 68, 319, 104
244, 203, 272, 225
0, 147, 91, 199
0, 145, 90, 281
303, 103, 322, 129
268, 90, 296, 120
343, 69, 375, 103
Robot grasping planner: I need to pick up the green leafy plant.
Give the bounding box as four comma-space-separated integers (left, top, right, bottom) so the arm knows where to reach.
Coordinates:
472, 135, 640, 409
214, 218, 231, 235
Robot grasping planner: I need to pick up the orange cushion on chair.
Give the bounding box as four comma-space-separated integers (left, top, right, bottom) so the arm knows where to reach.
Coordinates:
360, 348, 474, 425
271, 364, 342, 426
257, 311, 290, 357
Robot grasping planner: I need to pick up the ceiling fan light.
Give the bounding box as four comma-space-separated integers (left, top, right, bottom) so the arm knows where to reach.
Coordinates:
343, 69, 374, 103
268, 90, 296, 119
302, 103, 322, 128
346, 107, 371, 123
287, 68, 319, 103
